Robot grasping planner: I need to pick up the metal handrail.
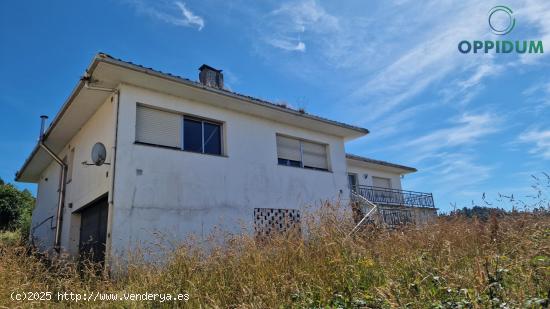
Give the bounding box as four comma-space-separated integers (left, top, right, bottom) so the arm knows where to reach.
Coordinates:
347, 191, 378, 237
351, 185, 435, 208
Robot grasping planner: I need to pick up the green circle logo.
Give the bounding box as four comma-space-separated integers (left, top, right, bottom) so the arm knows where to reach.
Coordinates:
488, 6, 515, 35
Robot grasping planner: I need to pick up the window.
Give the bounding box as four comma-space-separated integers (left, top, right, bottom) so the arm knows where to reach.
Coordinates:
276, 135, 329, 171
348, 173, 358, 189
60, 156, 67, 188
372, 176, 391, 189
67, 148, 75, 183
183, 118, 202, 152
136, 105, 182, 148
183, 117, 222, 155
277, 135, 302, 167
135, 105, 223, 156
203, 122, 221, 154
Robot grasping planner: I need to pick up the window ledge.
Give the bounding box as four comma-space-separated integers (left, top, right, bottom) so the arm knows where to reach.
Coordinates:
277, 163, 332, 174
134, 141, 228, 158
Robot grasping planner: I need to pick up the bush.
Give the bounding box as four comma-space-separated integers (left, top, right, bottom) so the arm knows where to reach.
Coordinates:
0, 178, 35, 237
0, 230, 21, 246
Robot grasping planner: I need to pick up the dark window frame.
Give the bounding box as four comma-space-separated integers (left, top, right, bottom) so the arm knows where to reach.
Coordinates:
182, 116, 222, 155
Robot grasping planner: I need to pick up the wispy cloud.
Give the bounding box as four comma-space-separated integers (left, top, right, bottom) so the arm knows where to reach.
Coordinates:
517, 1, 550, 65
405, 113, 502, 158
518, 128, 550, 159
128, 0, 205, 30
412, 152, 494, 189
174, 2, 204, 30
267, 38, 306, 52
349, 2, 496, 123
255, 0, 550, 133
261, 0, 339, 53
522, 80, 550, 111
398, 112, 501, 202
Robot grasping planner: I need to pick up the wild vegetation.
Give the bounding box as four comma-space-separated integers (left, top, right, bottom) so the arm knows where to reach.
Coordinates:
0, 206, 548, 308
1, 176, 549, 308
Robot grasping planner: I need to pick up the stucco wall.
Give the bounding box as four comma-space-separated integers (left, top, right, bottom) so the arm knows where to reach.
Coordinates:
346, 161, 403, 190
31, 95, 115, 255
32, 161, 61, 252
110, 84, 349, 257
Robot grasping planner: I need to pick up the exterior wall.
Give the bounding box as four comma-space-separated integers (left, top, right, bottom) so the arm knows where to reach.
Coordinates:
110, 85, 349, 258
346, 162, 403, 190
32, 160, 61, 252
30, 95, 115, 255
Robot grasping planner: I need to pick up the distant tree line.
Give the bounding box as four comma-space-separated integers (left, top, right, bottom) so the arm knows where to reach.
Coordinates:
445, 205, 550, 221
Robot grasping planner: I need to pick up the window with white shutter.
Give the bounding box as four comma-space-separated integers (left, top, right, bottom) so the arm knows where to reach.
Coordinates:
135, 105, 182, 148
276, 134, 329, 171
302, 141, 328, 170
277, 135, 302, 167
372, 177, 391, 189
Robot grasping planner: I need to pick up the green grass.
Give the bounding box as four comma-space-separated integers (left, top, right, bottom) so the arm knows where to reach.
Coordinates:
1, 206, 549, 308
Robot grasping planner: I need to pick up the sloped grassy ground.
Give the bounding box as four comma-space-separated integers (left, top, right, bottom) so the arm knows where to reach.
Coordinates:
1, 206, 549, 308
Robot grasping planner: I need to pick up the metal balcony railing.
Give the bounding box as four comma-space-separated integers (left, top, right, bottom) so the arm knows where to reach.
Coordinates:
351, 185, 435, 208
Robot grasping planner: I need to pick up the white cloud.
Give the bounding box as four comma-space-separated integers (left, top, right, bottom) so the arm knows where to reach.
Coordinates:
516, 0, 550, 64
405, 113, 502, 157
417, 152, 493, 187
261, 0, 339, 52
518, 128, 550, 159
255, 0, 550, 131
398, 112, 501, 199
522, 80, 550, 110
128, 0, 205, 30
267, 39, 306, 52
349, 2, 498, 122
174, 2, 205, 30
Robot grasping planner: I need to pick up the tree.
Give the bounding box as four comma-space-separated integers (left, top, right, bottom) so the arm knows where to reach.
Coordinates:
0, 178, 35, 236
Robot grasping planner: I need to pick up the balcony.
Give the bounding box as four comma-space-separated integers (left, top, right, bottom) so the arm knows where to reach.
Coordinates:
351, 185, 435, 208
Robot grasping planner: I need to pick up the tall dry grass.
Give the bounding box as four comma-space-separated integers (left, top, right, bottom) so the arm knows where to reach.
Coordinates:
1, 203, 549, 308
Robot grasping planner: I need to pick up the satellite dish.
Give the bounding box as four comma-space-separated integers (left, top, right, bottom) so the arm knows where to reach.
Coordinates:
91, 142, 107, 166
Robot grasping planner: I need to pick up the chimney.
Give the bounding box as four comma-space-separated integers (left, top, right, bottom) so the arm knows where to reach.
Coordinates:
199, 64, 224, 89
39, 115, 48, 141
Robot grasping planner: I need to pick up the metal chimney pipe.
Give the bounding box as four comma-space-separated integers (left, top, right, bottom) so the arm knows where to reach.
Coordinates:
39, 115, 48, 141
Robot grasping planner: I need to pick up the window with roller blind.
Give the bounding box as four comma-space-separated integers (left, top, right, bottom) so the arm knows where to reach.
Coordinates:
135, 105, 222, 156
276, 134, 329, 171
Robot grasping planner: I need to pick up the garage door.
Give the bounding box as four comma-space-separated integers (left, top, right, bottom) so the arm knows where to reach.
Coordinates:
79, 196, 108, 263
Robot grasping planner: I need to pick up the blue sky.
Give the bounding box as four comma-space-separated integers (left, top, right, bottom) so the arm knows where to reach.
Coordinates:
1, 0, 549, 212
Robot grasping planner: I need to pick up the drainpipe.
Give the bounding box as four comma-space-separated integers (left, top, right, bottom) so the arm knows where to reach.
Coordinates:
105, 89, 120, 270
38, 115, 66, 253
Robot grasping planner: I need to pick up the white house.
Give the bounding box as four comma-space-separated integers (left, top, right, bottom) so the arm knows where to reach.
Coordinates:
16, 53, 435, 264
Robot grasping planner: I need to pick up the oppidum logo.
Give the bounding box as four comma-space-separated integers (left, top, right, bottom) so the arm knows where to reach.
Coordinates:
458, 5, 544, 54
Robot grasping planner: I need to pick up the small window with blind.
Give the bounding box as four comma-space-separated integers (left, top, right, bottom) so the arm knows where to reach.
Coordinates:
66, 147, 75, 183
276, 134, 329, 171
135, 105, 223, 156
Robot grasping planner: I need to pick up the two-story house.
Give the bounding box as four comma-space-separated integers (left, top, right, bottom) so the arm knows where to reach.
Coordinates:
16, 53, 436, 264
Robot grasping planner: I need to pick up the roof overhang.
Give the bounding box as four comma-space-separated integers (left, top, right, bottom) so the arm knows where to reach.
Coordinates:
346, 153, 417, 175
16, 54, 369, 183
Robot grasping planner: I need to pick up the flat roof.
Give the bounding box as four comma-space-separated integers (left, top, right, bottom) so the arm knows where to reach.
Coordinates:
346, 153, 417, 173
